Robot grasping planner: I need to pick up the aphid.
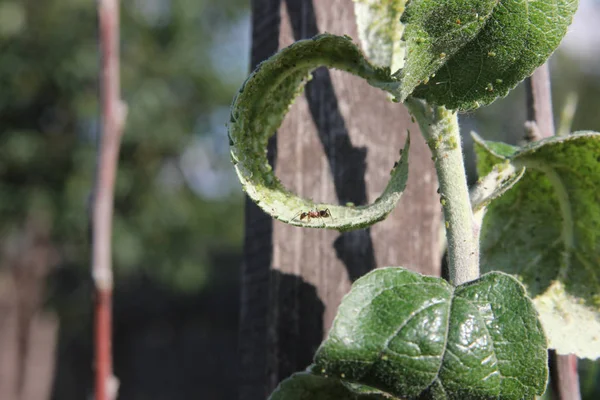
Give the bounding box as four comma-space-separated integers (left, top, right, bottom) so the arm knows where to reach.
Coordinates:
447, 135, 458, 150
293, 208, 333, 224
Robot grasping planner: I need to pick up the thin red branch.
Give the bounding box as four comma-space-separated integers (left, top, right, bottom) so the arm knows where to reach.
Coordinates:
550, 351, 581, 400
94, 0, 126, 399
525, 64, 580, 400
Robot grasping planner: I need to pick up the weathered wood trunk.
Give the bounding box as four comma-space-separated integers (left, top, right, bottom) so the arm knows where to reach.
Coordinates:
0, 217, 58, 400
239, 1, 442, 399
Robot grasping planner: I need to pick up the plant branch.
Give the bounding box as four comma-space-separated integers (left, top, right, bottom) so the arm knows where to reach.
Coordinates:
526, 64, 580, 400
93, 0, 126, 399
525, 64, 555, 140
406, 99, 477, 286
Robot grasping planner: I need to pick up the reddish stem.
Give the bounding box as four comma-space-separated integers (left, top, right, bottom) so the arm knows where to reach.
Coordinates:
95, 290, 114, 400
94, 0, 125, 399
550, 352, 581, 400
526, 64, 580, 400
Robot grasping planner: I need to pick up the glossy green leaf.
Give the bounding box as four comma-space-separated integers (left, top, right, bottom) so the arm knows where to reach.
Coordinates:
353, 0, 408, 73
475, 132, 600, 359
269, 372, 396, 400
400, 0, 578, 111
229, 34, 410, 231
314, 267, 548, 399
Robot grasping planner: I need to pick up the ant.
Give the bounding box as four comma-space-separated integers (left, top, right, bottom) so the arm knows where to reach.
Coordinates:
292, 208, 333, 224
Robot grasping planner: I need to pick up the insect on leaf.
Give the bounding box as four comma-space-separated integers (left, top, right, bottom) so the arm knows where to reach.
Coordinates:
229, 34, 409, 231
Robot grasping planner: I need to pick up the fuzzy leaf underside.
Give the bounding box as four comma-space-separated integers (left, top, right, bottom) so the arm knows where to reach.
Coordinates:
475, 132, 600, 359
269, 372, 395, 400
353, 0, 408, 73
228, 34, 411, 231
314, 267, 548, 399
401, 0, 578, 111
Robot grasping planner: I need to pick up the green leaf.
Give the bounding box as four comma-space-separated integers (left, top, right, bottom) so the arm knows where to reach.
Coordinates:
475, 132, 600, 359
470, 162, 525, 215
353, 0, 408, 73
400, 0, 578, 111
473, 137, 520, 164
229, 34, 409, 231
314, 267, 548, 399
470, 133, 524, 215
398, 0, 497, 102
269, 372, 396, 400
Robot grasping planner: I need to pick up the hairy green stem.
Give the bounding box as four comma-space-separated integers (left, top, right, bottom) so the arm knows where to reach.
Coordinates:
406, 98, 478, 285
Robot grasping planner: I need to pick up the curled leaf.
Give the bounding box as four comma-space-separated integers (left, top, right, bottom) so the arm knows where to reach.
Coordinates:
229, 34, 409, 231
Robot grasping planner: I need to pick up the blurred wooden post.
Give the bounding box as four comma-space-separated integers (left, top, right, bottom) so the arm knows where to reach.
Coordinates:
0, 217, 58, 400
239, 1, 442, 399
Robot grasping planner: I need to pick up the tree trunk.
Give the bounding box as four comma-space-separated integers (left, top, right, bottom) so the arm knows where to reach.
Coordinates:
239, 1, 442, 399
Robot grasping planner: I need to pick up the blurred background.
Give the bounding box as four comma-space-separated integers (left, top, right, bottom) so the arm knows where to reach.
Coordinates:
0, 0, 598, 399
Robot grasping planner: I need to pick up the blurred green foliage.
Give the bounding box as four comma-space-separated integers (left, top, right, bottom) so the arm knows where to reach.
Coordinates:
0, 0, 247, 291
